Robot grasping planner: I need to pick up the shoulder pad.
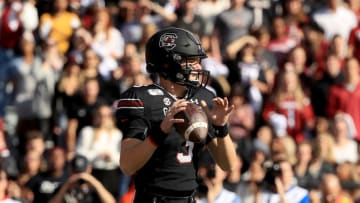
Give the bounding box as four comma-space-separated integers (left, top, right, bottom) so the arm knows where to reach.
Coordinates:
113, 86, 145, 120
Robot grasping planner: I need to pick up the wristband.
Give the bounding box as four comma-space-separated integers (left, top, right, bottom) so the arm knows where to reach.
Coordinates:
148, 124, 167, 146
213, 124, 229, 138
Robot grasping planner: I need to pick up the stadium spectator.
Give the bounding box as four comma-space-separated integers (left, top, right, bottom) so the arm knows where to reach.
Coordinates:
278, 135, 297, 165
262, 159, 311, 203
267, 16, 299, 68
235, 125, 272, 174
329, 34, 348, 63
331, 113, 359, 164
196, 0, 230, 36
118, 54, 153, 94
41, 37, 66, 78
305, 122, 335, 185
252, 26, 279, 72
26, 147, 69, 203
327, 57, 360, 141
76, 104, 122, 199
172, 0, 206, 42
321, 173, 354, 203
312, 0, 357, 44
90, 7, 125, 80
286, 45, 312, 96
293, 141, 317, 190
80, 47, 116, 103
262, 70, 315, 143
236, 160, 265, 203
137, 0, 178, 27
0, 0, 24, 64
39, 0, 81, 55
283, 0, 308, 42
65, 77, 105, 160
228, 83, 255, 141
302, 21, 329, 80
335, 161, 360, 197
0, 160, 22, 203
117, 1, 144, 45
269, 137, 288, 162
66, 27, 92, 65
233, 42, 268, 114
10, 32, 57, 152
212, 0, 254, 61
51, 60, 83, 146
311, 53, 344, 117
313, 126, 336, 166
16, 150, 43, 203
196, 152, 242, 203
249, 129, 272, 166
49, 154, 116, 203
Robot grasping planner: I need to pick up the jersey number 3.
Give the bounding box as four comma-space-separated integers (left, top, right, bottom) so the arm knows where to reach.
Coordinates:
176, 141, 194, 164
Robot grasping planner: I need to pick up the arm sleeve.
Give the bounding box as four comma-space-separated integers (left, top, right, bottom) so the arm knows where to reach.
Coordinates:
75, 127, 97, 162
39, 14, 52, 39
302, 98, 315, 122
262, 100, 277, 121
114, 87, 149, 140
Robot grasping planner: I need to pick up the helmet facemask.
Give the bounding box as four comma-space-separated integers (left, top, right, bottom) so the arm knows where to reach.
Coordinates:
160, 54, 210, 87
172, 56, 210, 88
146, 27, 210, 88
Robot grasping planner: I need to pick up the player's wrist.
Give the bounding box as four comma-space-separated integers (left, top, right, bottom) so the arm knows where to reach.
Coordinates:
148, 123, 168, 146
212, 124, 229, 138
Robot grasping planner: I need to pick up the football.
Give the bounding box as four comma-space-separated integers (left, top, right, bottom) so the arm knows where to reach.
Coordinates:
174, 103, 208, 143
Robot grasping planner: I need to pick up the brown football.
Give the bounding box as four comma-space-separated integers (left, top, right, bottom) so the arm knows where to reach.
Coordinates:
174, 103, 208, 143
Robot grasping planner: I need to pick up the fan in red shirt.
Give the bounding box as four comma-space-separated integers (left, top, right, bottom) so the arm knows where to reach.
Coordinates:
0, 1, 23, 50
262, 69, 315, 143
348, 23, 360, 64
327, 57, 360, 141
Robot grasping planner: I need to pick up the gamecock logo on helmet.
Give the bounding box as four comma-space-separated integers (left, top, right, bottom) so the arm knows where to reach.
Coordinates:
159, 33, 177, 50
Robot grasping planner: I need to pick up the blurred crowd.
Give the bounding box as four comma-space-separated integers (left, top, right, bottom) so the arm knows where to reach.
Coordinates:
0, 0, 360, 202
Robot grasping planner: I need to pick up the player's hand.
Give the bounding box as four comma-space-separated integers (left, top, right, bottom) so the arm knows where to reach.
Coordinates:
201, 97, 234, 126
160, 99, 188, 133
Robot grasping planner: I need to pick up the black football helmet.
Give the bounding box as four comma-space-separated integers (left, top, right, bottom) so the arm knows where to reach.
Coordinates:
146, 27, 210, 88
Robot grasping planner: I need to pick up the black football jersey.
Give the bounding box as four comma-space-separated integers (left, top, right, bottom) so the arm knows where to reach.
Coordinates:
114, 84, 216, 192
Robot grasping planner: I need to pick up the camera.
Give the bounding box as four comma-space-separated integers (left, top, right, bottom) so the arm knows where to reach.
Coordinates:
71, 155, 89, 173
71, 155, 89, 185
263, 162, 282, 189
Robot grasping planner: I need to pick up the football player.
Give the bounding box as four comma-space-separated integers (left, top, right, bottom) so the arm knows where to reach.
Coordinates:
114, 27, 237, 203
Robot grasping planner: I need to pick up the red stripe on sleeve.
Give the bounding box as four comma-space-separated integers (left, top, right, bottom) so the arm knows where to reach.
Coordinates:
117, 100, 144, 108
